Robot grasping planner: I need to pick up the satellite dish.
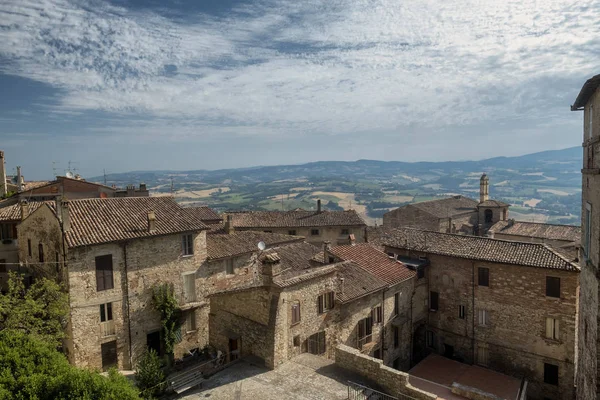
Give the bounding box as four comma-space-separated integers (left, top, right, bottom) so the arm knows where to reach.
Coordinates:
65, 171, 74, 179
257, 241, 266, 251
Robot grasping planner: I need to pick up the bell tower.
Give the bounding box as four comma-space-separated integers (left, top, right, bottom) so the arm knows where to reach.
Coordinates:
479, 173, 489, 203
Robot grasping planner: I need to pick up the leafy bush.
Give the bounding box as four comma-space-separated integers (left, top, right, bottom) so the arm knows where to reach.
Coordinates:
0, 330, 140, 399
135, 349, 166, 399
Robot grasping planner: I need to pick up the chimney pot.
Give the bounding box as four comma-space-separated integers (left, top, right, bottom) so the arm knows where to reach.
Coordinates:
224, 215, 234, 234
20, 200, 28, 221
147, 210, 156, 232
61, 200, 71, 232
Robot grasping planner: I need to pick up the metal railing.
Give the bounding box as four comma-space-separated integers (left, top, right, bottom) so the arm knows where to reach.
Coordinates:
169, 351, 233, 394
100, 320, 115, 337
348, 381, 418, 400
357, 334, 372, 350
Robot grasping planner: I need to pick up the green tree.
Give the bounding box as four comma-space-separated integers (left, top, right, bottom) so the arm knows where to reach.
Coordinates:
0, 330, 141, 399
152, 283, 181, 368
135, 349, 166, 399
0, 272, 69, 348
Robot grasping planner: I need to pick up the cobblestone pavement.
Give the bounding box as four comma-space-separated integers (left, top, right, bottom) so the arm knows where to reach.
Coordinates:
179, 354, 359, 400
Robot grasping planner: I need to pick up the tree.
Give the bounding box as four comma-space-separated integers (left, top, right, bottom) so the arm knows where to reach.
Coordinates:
135, 349, 166, 399
0, 330, 141, 399
152, 283, 181, 367
0, 272, 69, 348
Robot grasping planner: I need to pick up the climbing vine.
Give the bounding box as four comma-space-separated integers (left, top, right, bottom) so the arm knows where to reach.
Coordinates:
151, 283, 181, 356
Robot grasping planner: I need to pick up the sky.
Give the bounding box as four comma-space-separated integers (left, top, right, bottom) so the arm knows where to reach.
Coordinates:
0, 0, 599, 179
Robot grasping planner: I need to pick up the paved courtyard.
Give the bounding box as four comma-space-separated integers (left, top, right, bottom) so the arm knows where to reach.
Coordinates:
179, 354, 361, 400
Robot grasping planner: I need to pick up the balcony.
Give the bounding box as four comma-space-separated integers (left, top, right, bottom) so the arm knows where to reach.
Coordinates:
357, 334, 372, 351
100, 320, 115, 337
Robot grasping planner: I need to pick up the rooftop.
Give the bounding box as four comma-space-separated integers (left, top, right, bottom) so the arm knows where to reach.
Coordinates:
379, 227, 579, 272
388, 196, 479, 219
207, 230, 304, 260
478, 199, 509, 207
335, 261, 387, 304
225, 209, 366, 228
0, 199, 53, 222
62, 197, 208, 248
183, 206, 222, 224
489, 220, 581, 242
572, 73, 600, 110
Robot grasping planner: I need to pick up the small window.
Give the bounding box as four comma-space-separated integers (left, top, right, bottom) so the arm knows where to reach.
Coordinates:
183, 273, 196, 303
293, 335, 301, 347
311, 229, 320, 236
100, 303, 113, 322
394, 292, 400, 315
478, 267, 489, 287
186, 311, 196, 332
328, 256, 335, 263
27, 239, 32, 257
478, 309, 489, 326
226, 258, 234, 275
544, 363, 559, 385
546, 318, 559, 340
546, 277, 560, 298
426, 331, 434, 348
458, 305, 465, 319
317, 291, 335, 314
484, 209, 493, 223
430, 291, 439, 311
394, 326, 399, 348
357, 316, 373, 349
38, 243, 44, 263
95, 255, 114, 291
291, 301, 301, 325
341, 228, 349, 236
372, 305, 382, 324
417, 267, 425, 279
288, 230, 297, 236
182, 234, 194, 256
373, 348, 381, 359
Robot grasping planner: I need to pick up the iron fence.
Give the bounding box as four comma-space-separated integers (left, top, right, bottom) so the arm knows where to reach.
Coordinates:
347, 381, 418, 400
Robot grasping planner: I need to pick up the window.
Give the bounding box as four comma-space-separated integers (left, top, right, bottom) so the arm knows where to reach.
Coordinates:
478, 267, 489, 287
291, 301, 301, 325
186, 311, 196, 332
546, 277, 561, 298
417, 267, 425, 279
585, 203, 592, 259
183, 273, 196, 303
38, 243, 44, 263
430, 291, 439, 311
478, 309, 489, 326
544, 363, 559, 385
341, 228, 349, 235
95, 255, 114, 291
546, 318, 559, 340
426, 331, 434, 348
357, 316, 373, 349
288, 230, 297, 236
311, 229, 320, 236
100, 302, 113, 322
293, 335, 301, 347
182, 234, 194, 256
372, 305, 382, 324
264, 230, 272, 233
101, 341, 118, 371
226, 258, 234, 275
476, 346, 488, 366
373, 348, 381, 359
394, 292, 400, 315
27, 239, 31, 257
0, 224, 13, 240
317, 291, 335, 314
484, 209, 493, 223
458, 305, 465, 319
394, 326, 399, 348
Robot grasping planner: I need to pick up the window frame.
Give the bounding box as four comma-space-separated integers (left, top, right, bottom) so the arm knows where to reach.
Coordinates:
288, 230, 297, 236
182, 233, 194, 256
38, 243, 44, 263
186, 310, 197, 332
357, 316, 373, 348
183, 272, 196, 303
546, 276, 561, 298
544, 363, 559, 386
478, 309, 489, 326
476, 346, 488, 367
317, 291, 335, 314
546, 317, 560, 341
426, 330, 434, 348
27, 239, 32, 257
310, 229, 320, 236
429, 291, 439, 311
100, 302, 113, 323
458, 305, 465, 319
95, 254, 114, 292
340, 228, 350, 236
394, 326, 399, 348
478, 267, 489, 287
372, 305, 383, 324
484, 209, 493, 223
225, 258, 235, 275
291, 301, 301, 325
394, 292, 400, 316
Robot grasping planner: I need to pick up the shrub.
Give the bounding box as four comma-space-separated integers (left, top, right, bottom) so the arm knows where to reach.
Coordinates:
135, 349, 166, 399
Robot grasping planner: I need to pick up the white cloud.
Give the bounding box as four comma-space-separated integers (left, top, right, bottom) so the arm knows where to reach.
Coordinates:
0, 0, 599, 141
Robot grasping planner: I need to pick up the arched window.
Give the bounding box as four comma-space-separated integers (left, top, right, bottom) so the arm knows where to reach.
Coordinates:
38, 243, 44, 263
484, 209, 493, 223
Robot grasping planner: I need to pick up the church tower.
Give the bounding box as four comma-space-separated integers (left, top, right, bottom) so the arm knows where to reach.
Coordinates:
479, 173, 489, 203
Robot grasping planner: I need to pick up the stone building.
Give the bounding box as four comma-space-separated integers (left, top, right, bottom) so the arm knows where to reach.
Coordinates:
377, 227, 579, 400
223, 200, 367, 245
383, 174, 509, 236
572, 73, 600, 399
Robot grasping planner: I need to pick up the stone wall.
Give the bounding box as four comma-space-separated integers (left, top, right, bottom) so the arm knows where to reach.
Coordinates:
198, 253, 258, 298
338, 291, 385, 358
334, 344, 436, 400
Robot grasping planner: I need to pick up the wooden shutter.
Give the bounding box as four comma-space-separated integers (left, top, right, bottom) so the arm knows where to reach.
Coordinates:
430, 291, 439, 310
328, 291, 334, 309
546, 277, 560, 298
96, 255, 113, 291
318, 295, 323, 314
546, 318, 553, 338
478, 268, 489, 286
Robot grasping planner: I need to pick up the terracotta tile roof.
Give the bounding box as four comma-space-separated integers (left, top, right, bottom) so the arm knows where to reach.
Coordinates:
389, 196, 479, 219
183, 206, 222, 223
0, 200, 54, 222
572, 74, 600, 110
225, 209, 366, 228
479, 199, 509, 207
207, 230, 304, 260
329, 243, 416, 285
336, 262, 387, 303
489, 220, 581, 242
21, 181, 51, 191
379, 228, 579, 272
63, 197, 208, 248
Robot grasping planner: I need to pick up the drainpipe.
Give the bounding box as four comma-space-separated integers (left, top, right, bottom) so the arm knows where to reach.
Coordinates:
381, 288, 386, 362
122, 242, 133, 369
471, 261, 475, 363
409, 286, 414, 367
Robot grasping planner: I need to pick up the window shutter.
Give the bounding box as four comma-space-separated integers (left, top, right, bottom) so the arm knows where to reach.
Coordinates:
96, 266, 104, 291
329, 291, 334, 308
546, 318, 553, 338
318, 295, 323, 314
555, 320, 559, 340
104, 256, 114, 290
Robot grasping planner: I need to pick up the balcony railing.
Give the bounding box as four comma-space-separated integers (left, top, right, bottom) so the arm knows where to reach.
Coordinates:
357, 334, 372, 350
100, 320, 115, 337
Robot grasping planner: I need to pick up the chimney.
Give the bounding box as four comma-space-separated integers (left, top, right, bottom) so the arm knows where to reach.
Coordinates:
20, 200, 28, 221
61, 200, 70, 232
139, 182, 147, 192
147, 210, 156, 232
479, 173, 489, 203
16, 166, 22, 192
0, 151, 6, 197
261, 252, 281, 285
349, 234, 356, 246
323, 241, 332, 263
127, 184, 135, 197
339, 277, 345, 295
55, 197, 62, 222
224, 215, 235, 234
508, 219, 515, 227
317, 199, 322, 213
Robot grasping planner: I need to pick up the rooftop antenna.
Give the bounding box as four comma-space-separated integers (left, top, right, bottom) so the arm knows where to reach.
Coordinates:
103, 169, 107, 185
170, 177, 174, 195
281, 194, 284, 211
52, 161, 59, 178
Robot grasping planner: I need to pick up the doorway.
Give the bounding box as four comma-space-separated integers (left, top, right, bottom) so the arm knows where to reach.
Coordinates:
229, 338, 240, 361
443, 343, 454, 358
101, 340, 118, 371
307, 331, 326, 355
147, 331, 162, 356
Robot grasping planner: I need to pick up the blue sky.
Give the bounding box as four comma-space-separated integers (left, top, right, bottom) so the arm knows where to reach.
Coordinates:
0, 0, 598, 179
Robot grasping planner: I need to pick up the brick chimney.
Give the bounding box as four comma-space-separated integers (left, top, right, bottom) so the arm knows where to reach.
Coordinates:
0, 151, 6, 197
61, 200, 70, 232
20, 200, 28, 220
147, 210, 156, 232
317, 199, 322, 213
224, 215, 234, 234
